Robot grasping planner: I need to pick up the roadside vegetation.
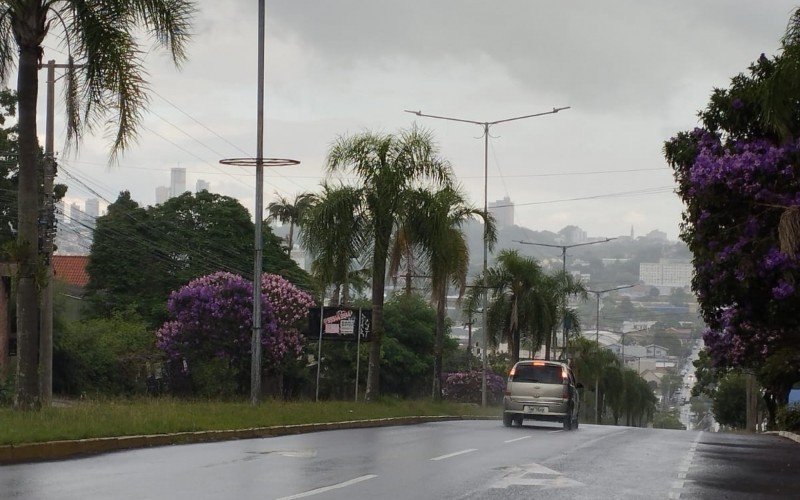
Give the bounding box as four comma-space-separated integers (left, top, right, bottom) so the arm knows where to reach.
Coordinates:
0, 398, 498, 446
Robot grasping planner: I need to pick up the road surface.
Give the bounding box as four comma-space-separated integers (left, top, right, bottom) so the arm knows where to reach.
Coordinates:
1, 420, 797, 499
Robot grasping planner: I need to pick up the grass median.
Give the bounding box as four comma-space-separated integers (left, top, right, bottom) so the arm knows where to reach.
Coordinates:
0, 398, 500, 446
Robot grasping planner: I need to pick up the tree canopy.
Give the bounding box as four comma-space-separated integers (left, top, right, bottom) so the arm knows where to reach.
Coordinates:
87, 191, 311, 326
664, 10, 800, 375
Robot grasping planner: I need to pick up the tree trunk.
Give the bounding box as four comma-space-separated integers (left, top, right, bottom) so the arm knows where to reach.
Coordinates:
432, 285, 446, 401
746, 372, 758, 432
365, 238, 388, 402
510, 329, 520, 366
544, 327, 552, 360
0, 277, 9, 380
287, 222, 294, 253
14, 44, 42, 410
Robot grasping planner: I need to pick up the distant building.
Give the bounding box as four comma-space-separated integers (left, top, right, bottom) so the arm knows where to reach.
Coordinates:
170, 167, 186, 197
69, 202, 84, 224
642, 229, 668, 242
639, 260, 692, 288
196, 179, 210, 193
85, 198, 99, 218
155, 186, 170, 204
488, 196, 514, 227
560, 226, 587, 245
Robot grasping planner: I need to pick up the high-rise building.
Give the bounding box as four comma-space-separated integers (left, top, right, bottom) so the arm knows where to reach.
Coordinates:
488, 196, 514, 227
170, 167, 186, 197
84, 198, 100, 218
69, 202, 82, 221
196, 179, 210, 193
155, 186, 170, 205
84, 198, 100, 227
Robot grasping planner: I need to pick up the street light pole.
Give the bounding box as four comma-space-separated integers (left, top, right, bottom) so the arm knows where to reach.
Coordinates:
515, 237, 616, 360
588, 284, 635, 424
405, 107, 569, 406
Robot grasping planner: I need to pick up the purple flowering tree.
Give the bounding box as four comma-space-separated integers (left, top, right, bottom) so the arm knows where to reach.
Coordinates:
156, 271, 315, 394
664, 36, 800, 423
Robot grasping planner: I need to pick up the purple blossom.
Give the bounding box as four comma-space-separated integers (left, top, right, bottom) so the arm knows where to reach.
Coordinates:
772, 280, 795, 300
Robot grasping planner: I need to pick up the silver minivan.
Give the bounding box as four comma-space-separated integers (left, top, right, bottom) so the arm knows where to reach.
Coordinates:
502, 360, 582, 430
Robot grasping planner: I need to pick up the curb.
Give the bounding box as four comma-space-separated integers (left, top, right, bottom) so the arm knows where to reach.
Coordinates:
0, 415, 496, 465
766, 430, 800, 444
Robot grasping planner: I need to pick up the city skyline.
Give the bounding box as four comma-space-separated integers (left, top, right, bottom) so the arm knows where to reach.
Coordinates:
38, 2, 800, 241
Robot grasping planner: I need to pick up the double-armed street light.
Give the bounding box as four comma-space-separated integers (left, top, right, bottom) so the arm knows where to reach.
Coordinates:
405, 107, 569, 406
515, 237, 617, 360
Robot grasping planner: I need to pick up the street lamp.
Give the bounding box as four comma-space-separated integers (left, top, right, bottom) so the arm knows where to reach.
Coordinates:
515, 237, 617, 360
587, 284, 635, 423
405, 107, 569, 406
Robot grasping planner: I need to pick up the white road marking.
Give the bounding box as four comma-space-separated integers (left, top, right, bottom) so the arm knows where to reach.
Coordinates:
275, 474, 378, 500
429, 448, 478, 461
504, 435, 532, 443
491, 462, 582, 490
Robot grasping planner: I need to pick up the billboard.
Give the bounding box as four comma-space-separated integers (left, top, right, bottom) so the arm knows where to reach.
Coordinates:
307, 307, 372, 341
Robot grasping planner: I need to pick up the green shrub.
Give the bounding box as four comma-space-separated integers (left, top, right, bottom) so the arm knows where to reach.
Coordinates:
54, 312, 158, 396
0, 372, 13, 406
778, 402, 800, 432
652, 409, 686, 430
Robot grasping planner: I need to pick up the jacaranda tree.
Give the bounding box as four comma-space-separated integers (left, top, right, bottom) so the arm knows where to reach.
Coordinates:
156, 272, 314, 395
664, 9, 800, 422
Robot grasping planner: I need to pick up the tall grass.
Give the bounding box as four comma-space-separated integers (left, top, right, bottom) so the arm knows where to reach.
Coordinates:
0, 398, 498, 445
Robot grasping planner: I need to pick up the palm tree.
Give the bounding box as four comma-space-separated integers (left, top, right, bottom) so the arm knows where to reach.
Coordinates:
544, 271, 587, 360
326, 126, 452, 400
477, 249, 550, 367
402, 186, 496, 400
300, 184, 365, 306
268, 192, 314, 254
0, 0, 194, 410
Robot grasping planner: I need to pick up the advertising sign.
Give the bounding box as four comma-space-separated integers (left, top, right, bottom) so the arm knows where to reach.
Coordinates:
308, 307, 372, 341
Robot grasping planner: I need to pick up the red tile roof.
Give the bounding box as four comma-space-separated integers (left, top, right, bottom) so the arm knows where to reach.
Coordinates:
52, 255, 90, 287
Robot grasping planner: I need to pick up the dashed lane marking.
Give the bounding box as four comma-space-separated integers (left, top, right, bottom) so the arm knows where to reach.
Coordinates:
430, 448, 478, 461
275, 474, 377, 500
504, 436, 532, 443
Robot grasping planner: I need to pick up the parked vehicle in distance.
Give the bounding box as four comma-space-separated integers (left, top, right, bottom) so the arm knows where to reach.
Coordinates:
502, 360, 582, 430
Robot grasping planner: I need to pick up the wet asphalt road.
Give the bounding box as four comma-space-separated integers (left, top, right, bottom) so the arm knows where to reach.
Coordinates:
0, 420, 797, 499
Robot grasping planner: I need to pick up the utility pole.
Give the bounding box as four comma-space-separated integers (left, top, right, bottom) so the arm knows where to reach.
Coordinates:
40, 60, 83, 405
516, 237, 616, 360
406, 106, 569, 406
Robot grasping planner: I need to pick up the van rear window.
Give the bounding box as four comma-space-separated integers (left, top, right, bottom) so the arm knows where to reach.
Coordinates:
513, 364, 563, 384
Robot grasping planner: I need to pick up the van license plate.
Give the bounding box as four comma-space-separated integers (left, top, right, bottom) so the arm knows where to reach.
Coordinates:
524, 406, 548, 414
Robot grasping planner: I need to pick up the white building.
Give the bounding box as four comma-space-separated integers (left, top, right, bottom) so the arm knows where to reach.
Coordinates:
170, 167, 186, 197
639, 260, 692, 288
84, 198, 99, 218
155, 186, 170, 205
488, 196, 514, 227
196, 179, 210, 193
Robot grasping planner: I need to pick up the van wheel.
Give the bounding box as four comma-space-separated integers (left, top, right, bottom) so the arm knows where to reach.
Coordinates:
514, 415, 523, 426
563, 416, 572, 430
503, 412, 513, 427
573, 418, 579, 430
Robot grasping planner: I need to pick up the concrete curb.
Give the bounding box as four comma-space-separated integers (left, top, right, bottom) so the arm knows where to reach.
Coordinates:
765, 430, 800, 444
0, 415, 497, 465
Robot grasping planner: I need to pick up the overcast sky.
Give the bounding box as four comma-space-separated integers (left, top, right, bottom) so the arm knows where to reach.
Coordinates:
34, 1, 800, 241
